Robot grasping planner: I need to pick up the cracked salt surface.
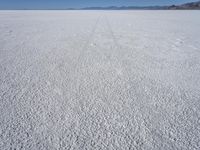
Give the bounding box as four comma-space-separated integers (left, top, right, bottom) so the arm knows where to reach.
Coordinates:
0, 10, 200, 150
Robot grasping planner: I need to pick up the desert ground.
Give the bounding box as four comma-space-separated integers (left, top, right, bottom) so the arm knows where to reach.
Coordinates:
0, 10, 200, 149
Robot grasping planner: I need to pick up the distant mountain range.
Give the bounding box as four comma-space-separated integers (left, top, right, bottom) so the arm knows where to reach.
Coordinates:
81, 6, 168, 10
79, 1, 200, 10
168, 0, 200, 9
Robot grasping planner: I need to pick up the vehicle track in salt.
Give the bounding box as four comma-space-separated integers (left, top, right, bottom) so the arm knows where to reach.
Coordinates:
1, 11, 200, 150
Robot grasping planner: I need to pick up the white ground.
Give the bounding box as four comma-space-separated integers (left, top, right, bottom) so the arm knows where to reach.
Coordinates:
0, 10, 200, 150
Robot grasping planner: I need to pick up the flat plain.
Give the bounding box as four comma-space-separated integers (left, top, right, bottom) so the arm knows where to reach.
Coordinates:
0, 10, 200, 149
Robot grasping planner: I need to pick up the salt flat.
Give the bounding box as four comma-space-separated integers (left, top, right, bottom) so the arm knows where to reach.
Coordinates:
0, 10, 200, 150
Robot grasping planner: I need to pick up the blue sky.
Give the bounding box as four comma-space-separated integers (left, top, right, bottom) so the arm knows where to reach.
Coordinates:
0, 0, 197, 9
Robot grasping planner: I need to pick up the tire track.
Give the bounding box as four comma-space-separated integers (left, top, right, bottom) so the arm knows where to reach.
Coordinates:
69, 16, 102, 114
75, 16, 101, 69
104, 16, 121, 50
92, 16, 142, 139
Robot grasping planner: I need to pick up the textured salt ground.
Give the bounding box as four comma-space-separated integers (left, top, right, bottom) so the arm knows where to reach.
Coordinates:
0, 11, 200, 150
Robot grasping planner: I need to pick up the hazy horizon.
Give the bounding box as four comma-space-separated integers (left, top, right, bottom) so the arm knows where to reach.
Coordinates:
0, 0, 198, 9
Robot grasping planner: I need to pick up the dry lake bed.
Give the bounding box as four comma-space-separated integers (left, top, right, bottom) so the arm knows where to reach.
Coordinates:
0, 10, 200, 149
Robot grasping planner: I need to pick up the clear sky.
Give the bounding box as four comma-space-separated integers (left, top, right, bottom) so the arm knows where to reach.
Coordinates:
0, 0, 197, 9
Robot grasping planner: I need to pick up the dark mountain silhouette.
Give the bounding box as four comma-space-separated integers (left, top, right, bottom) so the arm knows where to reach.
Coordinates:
79, 1, 200, 10
168, 1, 200, 9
